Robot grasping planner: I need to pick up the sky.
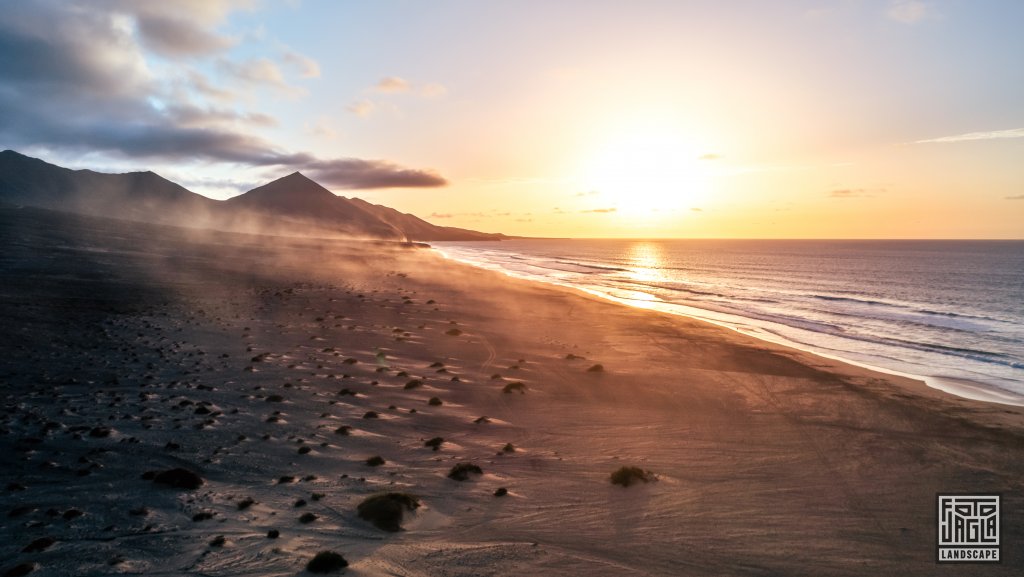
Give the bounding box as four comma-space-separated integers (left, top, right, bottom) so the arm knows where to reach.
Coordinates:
1, 0, 1022, 239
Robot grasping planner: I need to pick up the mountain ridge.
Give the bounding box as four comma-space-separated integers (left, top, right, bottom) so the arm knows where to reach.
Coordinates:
0, 150, 504, 242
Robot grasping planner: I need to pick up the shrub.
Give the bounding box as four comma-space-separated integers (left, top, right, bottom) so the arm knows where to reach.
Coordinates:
357, 493, 420, 531
447, 462, 483, 481
362, 411, 379, 419
494, 487, 508, 497
501, 443, 516, 453
586, 364, 604, 372
445, 328, 462, 336
365, 455, 385, 466
427, 397, 443, 406
502, 382, 526, 394
424, 437, 444, 450
403, 379, 423, 390
152, 468, 203, 490
298, 512, 318, 524
610, 466, 655, 487
334, 425, 352, 435
307, 551, 348, 573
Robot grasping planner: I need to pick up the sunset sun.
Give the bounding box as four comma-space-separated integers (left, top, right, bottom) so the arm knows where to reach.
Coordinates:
580, 128, 712, 215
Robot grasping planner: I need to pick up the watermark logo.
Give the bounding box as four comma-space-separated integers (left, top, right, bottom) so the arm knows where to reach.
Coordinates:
937, 494, 1000, 563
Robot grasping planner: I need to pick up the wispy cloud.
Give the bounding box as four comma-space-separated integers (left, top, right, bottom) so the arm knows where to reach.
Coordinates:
374, 76, 410, 93
581, 207, 617, 213
915, 128, 1024, 144
698, 153, 721, 161
886, 0, 931, 24
346, 99, 375, 117
281, 48, 320, 78
1006, 194, 1024, 200
828, 188, 875, 199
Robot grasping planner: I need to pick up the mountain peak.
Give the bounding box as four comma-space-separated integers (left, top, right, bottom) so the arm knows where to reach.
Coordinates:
233, 171, 337, 206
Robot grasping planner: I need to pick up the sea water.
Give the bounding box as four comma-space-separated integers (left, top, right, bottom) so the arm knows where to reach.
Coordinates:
434, 239, 1024, 405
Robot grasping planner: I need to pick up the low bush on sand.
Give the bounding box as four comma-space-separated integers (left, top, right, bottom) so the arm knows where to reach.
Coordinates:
610, 466, 656, 487
307, 551, 348, 573
357, 493, 420, 531
447, 462, 483, 481
502, 382, 526, 394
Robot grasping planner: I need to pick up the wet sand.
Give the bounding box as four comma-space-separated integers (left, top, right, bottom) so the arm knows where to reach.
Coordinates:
1, 206, 1022, 576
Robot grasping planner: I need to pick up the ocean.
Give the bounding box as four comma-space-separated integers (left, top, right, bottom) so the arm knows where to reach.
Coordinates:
434, 239, 1024, 405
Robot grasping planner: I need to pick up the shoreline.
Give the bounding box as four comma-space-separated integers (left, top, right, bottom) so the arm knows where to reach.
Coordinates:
432, 243, 1024, 408
3, 208, 1023, 575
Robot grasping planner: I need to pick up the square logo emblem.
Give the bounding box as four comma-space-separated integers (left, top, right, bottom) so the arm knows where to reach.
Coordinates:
937, 494, 1000, 563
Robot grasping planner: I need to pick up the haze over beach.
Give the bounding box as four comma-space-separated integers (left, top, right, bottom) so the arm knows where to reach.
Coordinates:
1, 2, 1023, 576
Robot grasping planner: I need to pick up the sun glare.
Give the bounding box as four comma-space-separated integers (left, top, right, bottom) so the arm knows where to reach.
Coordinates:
580, 128, 711, 215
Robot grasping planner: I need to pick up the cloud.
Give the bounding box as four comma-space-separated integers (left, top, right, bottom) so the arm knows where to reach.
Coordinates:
698, 153, 721, 160
915, 128, 1024, 144
1006, 194, 1024, 200
887, 0, 930, 24
581, 207, 617, 213
419, 82, 447, 97
430, 212, 454, 219
281, 48, 320, 78
303, 158, 446, 189
574, 190, 599, 197
828, 188, 875, 198
135, 14, 235, 57
346, 99, 375, 117
690, 207, 703, 212
374, 76, 410, 93
0, 2, 446, 191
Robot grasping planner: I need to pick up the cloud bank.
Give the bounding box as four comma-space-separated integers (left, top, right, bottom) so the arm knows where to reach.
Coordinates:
915, 128, 1024, 144
0, 1, 446, 190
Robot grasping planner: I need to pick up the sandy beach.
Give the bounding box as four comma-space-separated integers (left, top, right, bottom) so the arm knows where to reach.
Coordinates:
2, 205, 1022, 576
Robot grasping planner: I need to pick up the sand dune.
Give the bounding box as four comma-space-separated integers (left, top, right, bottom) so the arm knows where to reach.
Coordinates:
1, 206, 1022, 576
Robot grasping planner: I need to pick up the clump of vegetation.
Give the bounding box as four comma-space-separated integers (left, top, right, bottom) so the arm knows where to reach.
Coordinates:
265, 394, 285, 402
494, 487, 508, 497
266, 529, 280, 539
356, 493, 421, 532
298, 446, 311, 455
362, 411, 379, 419
424, 437, 444, 450
473, 416, 490, 424
502, 382, 527, 394
565, 353, 584, 360
209, 535, 226, 547
427, 397, 443, 406
586, 364, 604, 372
307, 551, 348, 573
501, 443, 516, 453
22, 537, 55, 553
342, 358, 358, 365
334, 425, 352, 435
403, 379, 423, 390
151, 468, 204, 490
298, 512, 318, 524
447, 462, 483, 481
236, 497, 255, 510
610, 466, 656, 487
365, 455, 385, 466
445, 328, 462, 336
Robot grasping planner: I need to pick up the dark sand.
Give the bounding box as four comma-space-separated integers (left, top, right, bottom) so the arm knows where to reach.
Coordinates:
1, 206, 1022, 576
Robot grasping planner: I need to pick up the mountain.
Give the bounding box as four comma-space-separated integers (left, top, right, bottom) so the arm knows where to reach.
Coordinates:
225, 172, 404, 239
0, 150, 218, 226
0, 150, 504, 241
